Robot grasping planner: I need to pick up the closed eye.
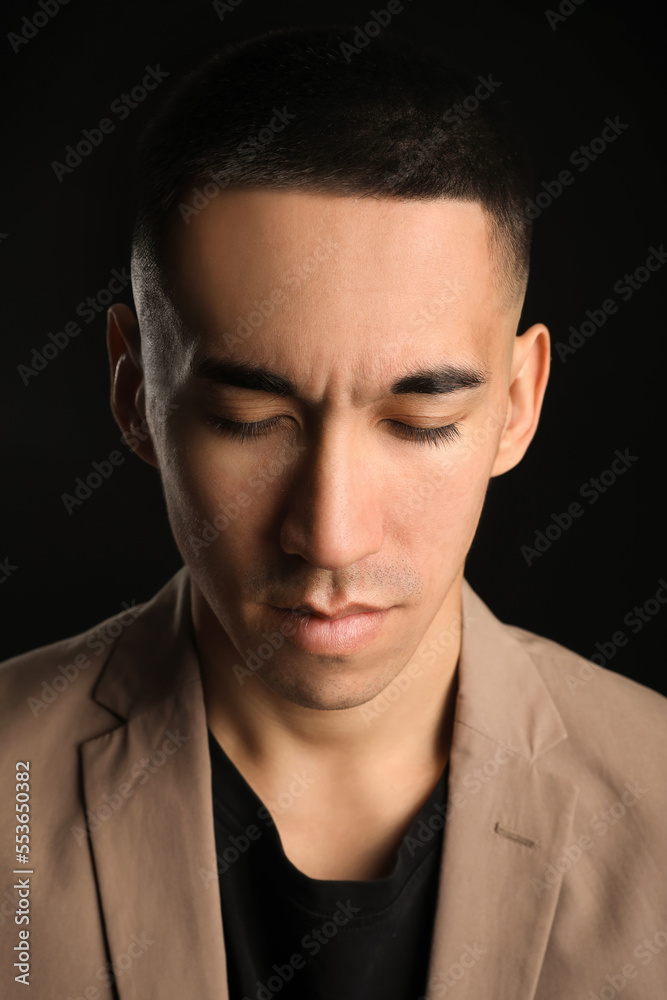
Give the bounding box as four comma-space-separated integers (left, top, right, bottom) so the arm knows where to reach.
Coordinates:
385, 420, 460, 446
205, 414, 284, 443
205, 414, 461, 447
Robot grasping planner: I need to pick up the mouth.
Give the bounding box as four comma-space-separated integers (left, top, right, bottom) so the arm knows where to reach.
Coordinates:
284, 602, 387, 621
267, 604, 391, 655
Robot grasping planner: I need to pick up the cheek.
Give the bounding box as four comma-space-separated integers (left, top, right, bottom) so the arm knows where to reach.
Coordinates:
395, 460, 488, 558
390, 420, 501, 568
159, 427, 292, 561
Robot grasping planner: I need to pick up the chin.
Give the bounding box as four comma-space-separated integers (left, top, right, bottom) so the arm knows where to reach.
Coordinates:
258, 668, 390, 712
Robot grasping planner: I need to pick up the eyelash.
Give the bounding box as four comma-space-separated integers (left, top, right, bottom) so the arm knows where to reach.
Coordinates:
390, 421, 460, 446
206, 415, 461, 447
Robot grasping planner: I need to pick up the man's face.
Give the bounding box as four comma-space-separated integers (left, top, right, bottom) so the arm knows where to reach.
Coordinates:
128, 190, 539, 711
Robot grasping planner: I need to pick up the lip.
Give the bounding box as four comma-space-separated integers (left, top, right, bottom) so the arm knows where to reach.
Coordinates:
287, 602, 386, 621
267, 605, 391, 655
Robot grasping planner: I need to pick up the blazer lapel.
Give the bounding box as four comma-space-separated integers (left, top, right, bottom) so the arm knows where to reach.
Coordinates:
80, 567, 229, 1000
425, 581, 579, 1000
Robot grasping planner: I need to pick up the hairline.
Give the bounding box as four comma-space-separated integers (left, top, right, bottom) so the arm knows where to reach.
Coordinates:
132, 185, 528, 326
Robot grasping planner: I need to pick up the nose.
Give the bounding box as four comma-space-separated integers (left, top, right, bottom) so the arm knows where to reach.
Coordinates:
279, 419, 384, 570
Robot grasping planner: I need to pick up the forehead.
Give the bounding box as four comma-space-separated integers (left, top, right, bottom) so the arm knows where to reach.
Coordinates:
164, 189, 505, 391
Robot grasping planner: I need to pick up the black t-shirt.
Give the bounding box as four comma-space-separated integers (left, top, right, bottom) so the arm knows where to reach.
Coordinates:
208, 728, 448, 1000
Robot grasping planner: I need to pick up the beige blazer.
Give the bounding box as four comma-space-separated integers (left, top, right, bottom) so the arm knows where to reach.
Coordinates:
1, 566, 666, 999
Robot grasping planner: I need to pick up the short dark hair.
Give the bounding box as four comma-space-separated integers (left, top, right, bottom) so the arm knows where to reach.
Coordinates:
131, 24, 534, 308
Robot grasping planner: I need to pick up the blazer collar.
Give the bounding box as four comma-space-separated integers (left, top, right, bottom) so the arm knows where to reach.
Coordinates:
458, 577, 568, 763
82, 565, 229, 999
424, 578, 577, 1000
91, 564, 197, 720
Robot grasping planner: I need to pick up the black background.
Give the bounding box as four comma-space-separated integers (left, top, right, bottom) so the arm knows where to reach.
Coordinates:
1, 0, 665, 694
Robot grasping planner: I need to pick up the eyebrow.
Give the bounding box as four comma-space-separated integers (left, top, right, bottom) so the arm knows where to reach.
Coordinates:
193, 358, 488, 397
391, 364, 487, 395
195, 358, 296, 396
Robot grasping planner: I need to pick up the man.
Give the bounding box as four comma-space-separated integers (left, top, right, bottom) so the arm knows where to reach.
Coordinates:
1, 23, 665, 1000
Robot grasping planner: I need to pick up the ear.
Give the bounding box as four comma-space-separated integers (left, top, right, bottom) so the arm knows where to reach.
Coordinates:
107, 304, 159, 468
491, 323, 550, 477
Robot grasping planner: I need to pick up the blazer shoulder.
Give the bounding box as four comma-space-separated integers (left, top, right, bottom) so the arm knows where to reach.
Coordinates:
0, 599, 147, 729
502, 619, 667, 761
